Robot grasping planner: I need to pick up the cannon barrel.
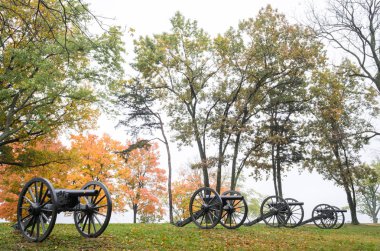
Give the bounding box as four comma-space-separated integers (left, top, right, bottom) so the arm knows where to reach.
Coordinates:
335, 209, 347, 213
221, 195, 244, 200
287, 202, 304, 206
55, 189, 99, 197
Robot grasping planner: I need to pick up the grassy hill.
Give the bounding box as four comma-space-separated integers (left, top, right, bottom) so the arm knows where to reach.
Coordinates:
0, 223, 379, 250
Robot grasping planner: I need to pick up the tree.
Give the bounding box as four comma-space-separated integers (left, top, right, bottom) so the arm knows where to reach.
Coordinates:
309, 0, 380, 93
307, 59, 379, 224
116, 142, 167, 223
132, 12, 219, 188
131, 7, 323, 194
67, 134, 124, 198
213, 6, 324, 191
0, 137, 70, 221
259, 77, 309, 198
117, 78, 175, 223
0, 0, 125, 166
357, 161, 380, 223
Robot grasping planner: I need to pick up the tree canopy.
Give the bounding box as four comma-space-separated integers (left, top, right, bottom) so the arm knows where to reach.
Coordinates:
0, 0, 125, 167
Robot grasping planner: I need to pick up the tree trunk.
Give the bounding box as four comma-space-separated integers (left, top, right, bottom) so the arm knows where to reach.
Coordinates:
373, 215, 378, 224
375, 73, 380, 93
195, 130, 209, 187
230, 132, 241, 190
343, 184, 359, 225
216, 156, 222, 193
216, 126, 224, 194
166, 142, 173, 224
331, 141, 359, 225
133, 204, 138, 224
158, 119, 174, 224
187, 104, 209, 187
271, 144, 278, 197
276, 144, 283, 198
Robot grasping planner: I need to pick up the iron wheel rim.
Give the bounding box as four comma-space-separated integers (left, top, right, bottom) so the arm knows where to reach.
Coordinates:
283, 198, 304, 228
73, 181, 112, 238
17, 177, 57, 242
189, 187, 222, 229
260, 196, 290, 227
219, 190, 248, 229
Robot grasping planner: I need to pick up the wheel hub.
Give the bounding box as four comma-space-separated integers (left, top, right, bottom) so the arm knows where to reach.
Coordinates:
201, 204, 210, 212
28, 203, 41, 216
224, 203, 235, 213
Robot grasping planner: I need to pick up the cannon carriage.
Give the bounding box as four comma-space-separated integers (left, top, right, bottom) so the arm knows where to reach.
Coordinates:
175, 187, 291, 229
17, 177, 112, 242
175, 187, 347, 230
175, 187, 248, 229
283, 201, 347, 229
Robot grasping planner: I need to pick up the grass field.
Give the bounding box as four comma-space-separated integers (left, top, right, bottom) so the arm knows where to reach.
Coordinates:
0, 223, 379, 250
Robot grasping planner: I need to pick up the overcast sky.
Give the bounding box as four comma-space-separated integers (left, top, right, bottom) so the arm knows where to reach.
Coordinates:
58, 0, 380, 224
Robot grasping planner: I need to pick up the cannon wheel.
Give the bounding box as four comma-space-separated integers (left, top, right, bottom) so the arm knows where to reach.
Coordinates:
260, 196, 290, 227
189, 187, 222, 229
17, 177, 57, 242
332, 206, 345, 229
74, 181, 112, 238
312, 204, 337, 229
219, 190, 248, 229
284, 198, 304, 228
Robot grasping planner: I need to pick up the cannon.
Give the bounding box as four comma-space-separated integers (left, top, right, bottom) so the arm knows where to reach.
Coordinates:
175, 187, 248, 229
17, 177, 112, 242
301, 204, 347, 229
282, 201, 347, 229
244, 196, 292, 227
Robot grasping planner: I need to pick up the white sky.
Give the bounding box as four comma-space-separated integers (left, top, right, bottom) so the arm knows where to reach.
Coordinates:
61, 0, 380, 224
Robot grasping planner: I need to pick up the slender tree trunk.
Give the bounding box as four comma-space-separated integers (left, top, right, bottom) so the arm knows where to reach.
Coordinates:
343, 184, 359, 225
271, 144, 278, 197
375, 73, 380, 93
216, 150, 222, 193
133, 204, 138, 224
194, 124, 209, 187
216, 161, 222, 193
186, 104, 209, 187
158, 119, 174, 224
230, 132, 241, 190
341, 146, 360, 224
165, 142, 173, 224
216, 126, 225, 194
276, 144, 283, 198
332, 140, 359, 225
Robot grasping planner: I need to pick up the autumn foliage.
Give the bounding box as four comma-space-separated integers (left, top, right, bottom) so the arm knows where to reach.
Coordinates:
0, 135, 167, 222
116, 142, 167, 223
0, 138, 69, 221
171, 169, 203, 221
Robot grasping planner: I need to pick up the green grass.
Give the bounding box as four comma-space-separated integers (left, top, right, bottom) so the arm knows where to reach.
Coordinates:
0, 223, 379, 250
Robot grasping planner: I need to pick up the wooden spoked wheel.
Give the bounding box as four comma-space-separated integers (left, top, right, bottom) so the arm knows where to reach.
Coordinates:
260, 196, 290, 227
284, 198, 304, 228
189, 187, 223, 229
219, 190, 248, 229
17, 177, 57, 242
74, 181, 112, 237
